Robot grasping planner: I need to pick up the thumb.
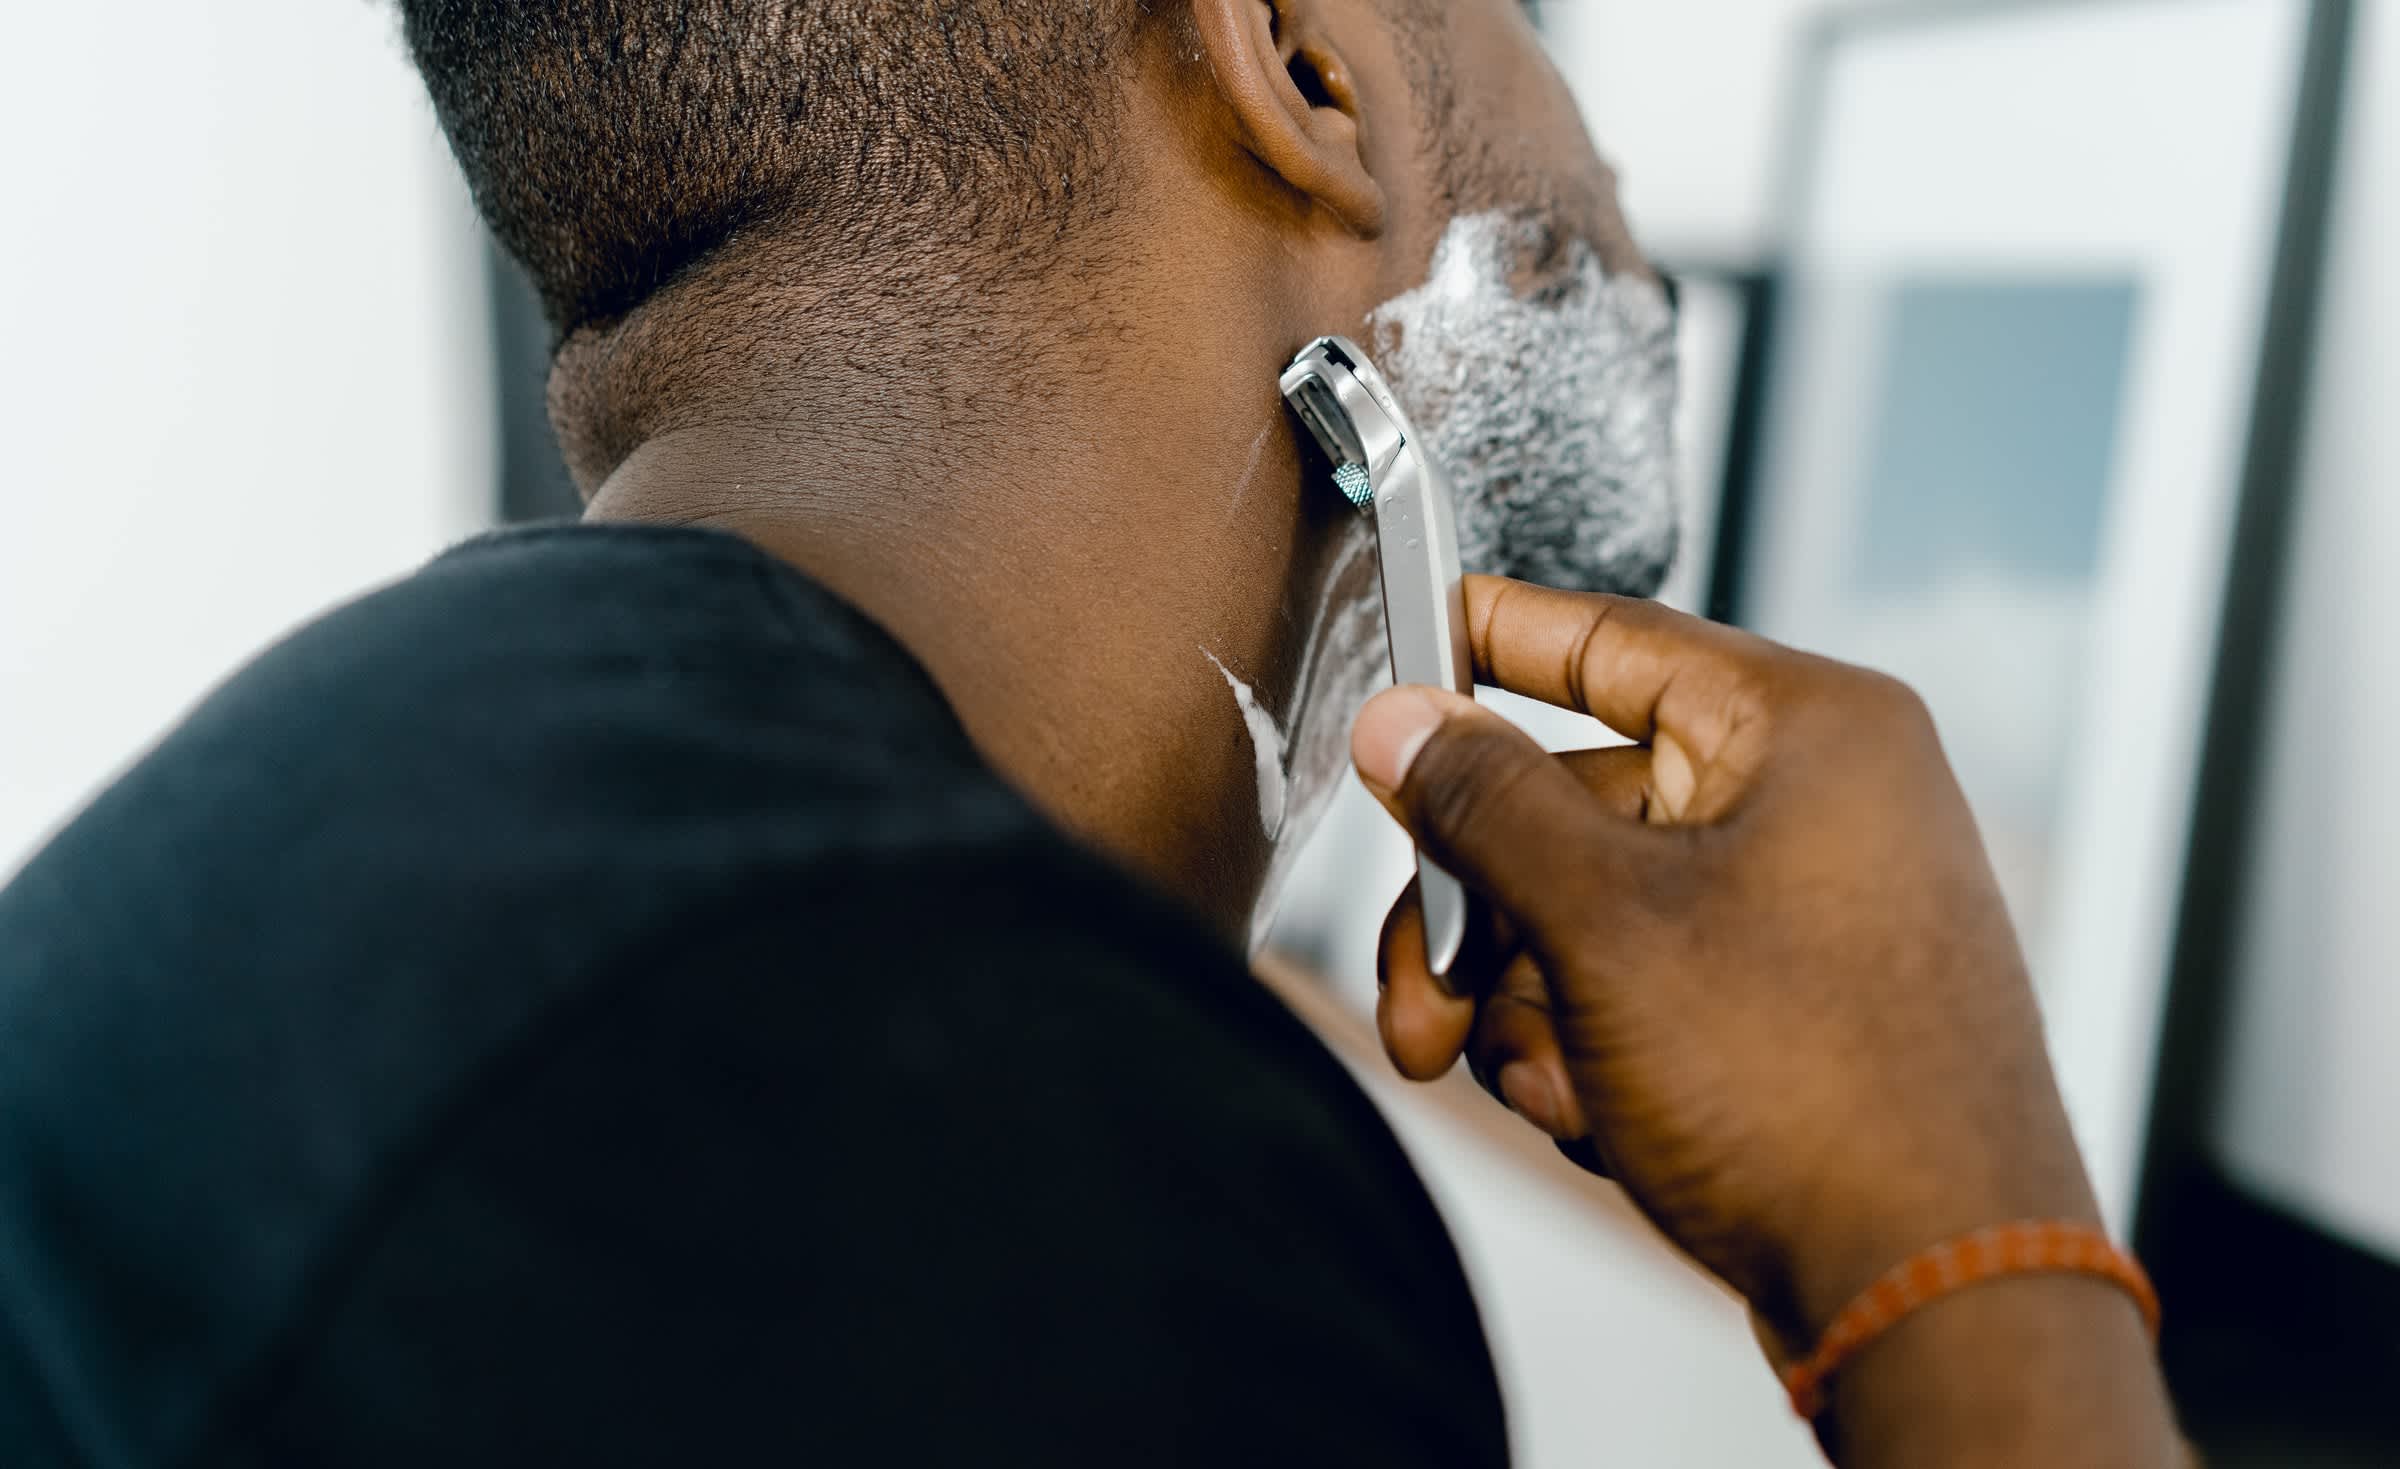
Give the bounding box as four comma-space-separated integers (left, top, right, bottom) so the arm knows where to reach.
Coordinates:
1352, 686, 1645, 943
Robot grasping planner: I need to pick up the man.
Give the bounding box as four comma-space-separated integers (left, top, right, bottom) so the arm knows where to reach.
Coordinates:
0, 2, 2185, 1465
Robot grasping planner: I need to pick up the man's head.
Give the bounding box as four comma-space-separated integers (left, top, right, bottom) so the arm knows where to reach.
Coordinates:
400, 0, 1679, 938
400, 0, 1655, 484
402, 1, 1149, 335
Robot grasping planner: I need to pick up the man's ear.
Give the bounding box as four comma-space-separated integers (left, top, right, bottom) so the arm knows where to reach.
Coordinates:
1190, 0, 1387, 237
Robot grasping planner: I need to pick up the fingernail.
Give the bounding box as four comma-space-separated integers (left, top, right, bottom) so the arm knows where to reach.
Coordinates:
1498, 1062, 1565, 1137
1353, 687, 1448, 790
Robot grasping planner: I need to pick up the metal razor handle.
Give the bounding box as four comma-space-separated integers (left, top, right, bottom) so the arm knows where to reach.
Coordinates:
1280, 336, 1475, 978
1368, 445, 1475, 977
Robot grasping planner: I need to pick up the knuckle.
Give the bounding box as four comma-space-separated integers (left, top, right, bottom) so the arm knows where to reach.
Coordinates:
1847, 670, 1948, 766
1855, 667, 1934, 727
1676, 666, 1780, 786
1712, 667, 1782, 744
1782, 660, 1933, 745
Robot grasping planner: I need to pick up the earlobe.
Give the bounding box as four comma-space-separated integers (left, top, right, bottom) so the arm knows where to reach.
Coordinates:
1190, 0, 1388, 237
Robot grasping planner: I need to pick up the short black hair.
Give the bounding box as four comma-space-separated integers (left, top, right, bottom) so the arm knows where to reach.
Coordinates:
400, 1, 1152, 334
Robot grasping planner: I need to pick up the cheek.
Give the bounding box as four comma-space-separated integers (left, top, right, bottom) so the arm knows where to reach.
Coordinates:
1441, 17, 1645, 279
1369, 210, 1682, 595
1244, 522, 1392, 942
1279, 525, 1387, 778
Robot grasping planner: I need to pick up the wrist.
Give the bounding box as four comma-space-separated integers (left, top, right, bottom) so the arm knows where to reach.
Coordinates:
1821, 1270, 2179, 1469
1775, 1151, 2106, 1339
1782, 1221, 2159, 1424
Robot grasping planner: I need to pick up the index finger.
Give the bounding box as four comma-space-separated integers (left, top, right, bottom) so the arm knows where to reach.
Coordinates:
1463, 576, 1782, 762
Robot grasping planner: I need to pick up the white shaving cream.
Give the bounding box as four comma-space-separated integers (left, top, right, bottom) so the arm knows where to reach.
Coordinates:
1238, 211, 1685, 950
1204, 648, 1289, 840
1244, 525, 1389, 953
1368, 211, 1683, 594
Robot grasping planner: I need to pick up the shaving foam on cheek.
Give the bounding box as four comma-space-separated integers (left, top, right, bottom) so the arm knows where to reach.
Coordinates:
1240, 211, 1685, 951
1245, 524, 1387, 955
1366, 211, 1683, 593
1203, 648, 1289, 840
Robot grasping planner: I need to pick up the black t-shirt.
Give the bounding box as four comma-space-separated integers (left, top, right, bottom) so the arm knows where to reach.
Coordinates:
0, 525, 1507, 1467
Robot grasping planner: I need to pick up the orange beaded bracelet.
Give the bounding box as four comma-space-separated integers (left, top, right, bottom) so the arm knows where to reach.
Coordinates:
1780, 1220, 2162, 1421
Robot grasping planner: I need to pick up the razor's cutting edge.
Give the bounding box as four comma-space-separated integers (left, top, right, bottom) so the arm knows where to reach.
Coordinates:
1280, 335, 1474, 978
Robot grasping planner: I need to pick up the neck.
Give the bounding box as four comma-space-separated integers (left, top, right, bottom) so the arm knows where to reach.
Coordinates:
580, 268, 1348, 943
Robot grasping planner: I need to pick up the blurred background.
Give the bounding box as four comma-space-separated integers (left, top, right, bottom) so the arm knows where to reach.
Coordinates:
3, 0, 2393, 1464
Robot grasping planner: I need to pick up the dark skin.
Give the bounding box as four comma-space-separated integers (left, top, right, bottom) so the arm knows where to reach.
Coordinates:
571, 0, 2182, 1460
579, 0, 1639, 937
1354, 581, 2192, 1467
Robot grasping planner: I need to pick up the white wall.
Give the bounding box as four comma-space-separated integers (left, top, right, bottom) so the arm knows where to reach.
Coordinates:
2213, 0, 2400, 1263
0, 1, 491, 875
1545, 0, 1823, 261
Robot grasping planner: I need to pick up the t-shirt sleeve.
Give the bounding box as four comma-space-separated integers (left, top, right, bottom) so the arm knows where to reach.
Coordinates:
201, 860, 1511, 1468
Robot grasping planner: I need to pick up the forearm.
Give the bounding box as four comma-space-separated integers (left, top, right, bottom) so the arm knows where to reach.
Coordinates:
1823, 1275, 2189, 1469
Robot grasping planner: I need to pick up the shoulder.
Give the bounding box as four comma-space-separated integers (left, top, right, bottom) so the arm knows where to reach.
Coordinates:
0, 524, 1502, 1464
0, 524, 1017, 1457
1, 522, 1003, 1002
226, 854, 1507, 1465
2, 833, 1504, 1467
